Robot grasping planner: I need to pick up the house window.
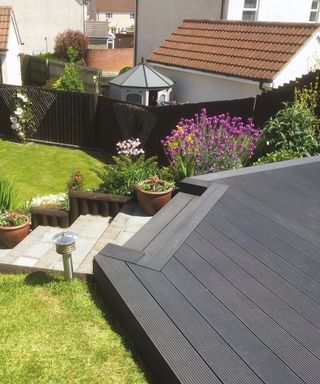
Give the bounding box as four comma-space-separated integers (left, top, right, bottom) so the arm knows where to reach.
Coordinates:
242, 0, 259, 21
126, 93, 142, 104
130, 13, 135, 19
105, 12, 113, 19
309, 1, 320, 22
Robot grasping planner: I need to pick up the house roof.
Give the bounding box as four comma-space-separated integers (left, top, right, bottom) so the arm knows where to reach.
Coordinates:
94, 155, 320, 384
0, 6, 11, 51
109, 62, 173, 89
95, 0, 135, 13
147, 19, 320, 82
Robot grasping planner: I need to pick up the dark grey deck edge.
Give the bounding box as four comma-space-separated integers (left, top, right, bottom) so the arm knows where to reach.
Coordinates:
188, 155, 320, 182
179, 178, 211, 195
126, 192, 196, 251
99, 243, 145, 263
138, 183, 228, 271
93, 255, 220, 384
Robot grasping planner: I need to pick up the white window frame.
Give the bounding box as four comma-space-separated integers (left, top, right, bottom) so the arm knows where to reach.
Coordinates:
130, 12, 135, 19
242, 0, 260, 21
309, 0, 320, 22
105, 12, 113, 19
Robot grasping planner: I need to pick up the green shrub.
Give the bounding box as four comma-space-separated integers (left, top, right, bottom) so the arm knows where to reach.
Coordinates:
262, 102, 319, 156
0, 177, 20, 212
94, 155, 163, 197
119, 66, 132, 75
52, 63, 84, 92
254, 149, 305, 165
54, 29, 88, 62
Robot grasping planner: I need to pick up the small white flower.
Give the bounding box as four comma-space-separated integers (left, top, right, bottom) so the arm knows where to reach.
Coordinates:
14, 107, 23, 116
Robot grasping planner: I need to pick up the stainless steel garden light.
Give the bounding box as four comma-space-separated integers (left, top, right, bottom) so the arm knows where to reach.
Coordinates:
52, 232, 77, 281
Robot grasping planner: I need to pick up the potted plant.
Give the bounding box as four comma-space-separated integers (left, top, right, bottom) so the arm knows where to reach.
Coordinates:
0, 176, 30, 248
134, 176, 175, 215
0, 211, 30, 248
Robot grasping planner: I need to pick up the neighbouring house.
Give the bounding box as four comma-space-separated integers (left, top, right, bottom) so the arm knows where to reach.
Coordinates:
89, 0, 135, 33
0, 0, 87, 54
146, 20, 320, 103
94, 154, 320, 384
0, 6, 22, 85
108, 62, 173, 105
135, 0, 320, 65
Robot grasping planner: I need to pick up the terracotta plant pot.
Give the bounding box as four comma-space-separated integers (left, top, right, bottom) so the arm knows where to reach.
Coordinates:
0, 217, 30, 248
135, 187, 173, 216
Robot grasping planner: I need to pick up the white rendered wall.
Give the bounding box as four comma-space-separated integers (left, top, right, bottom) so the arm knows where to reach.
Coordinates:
97, 12, 134, 31
136, 0, 222, 64
150, 65, 261, 103
0, 0, 84, 54
1, 20, 21, 85
273, 33, 320, 87
226, 0, 313, 22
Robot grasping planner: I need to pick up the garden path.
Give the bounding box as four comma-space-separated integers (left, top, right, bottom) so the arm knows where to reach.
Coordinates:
0, 202, 151, 276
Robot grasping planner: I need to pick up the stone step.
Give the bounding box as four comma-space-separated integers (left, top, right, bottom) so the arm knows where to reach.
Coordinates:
0, 215, 111, 275
77, 202, 152, 274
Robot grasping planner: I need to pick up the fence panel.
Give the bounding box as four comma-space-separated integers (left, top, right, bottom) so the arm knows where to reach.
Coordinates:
95, 96, 255, 162
0, 84, 97, 147
254, 69, 320, 129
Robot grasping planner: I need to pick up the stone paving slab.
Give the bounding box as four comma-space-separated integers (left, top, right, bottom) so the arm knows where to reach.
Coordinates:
0, 203, 152, 276
0, 215, 111, 275
77, 203, 152, 274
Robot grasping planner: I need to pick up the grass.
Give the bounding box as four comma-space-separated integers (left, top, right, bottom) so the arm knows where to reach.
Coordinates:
0, 139, 109, 202
0, 273, 149, 384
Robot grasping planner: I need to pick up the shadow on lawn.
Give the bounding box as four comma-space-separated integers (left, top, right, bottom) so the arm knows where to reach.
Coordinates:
87, 275, 157, 384
24, 271, 62, 286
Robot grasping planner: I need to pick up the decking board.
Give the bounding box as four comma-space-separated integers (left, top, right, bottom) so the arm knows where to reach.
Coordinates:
187, 229, 320, 357
174, 243, 320, 384
94, 156, 320, 384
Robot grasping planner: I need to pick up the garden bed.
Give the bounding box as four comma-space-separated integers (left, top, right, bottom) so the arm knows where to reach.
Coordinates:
30, 191, 131, 230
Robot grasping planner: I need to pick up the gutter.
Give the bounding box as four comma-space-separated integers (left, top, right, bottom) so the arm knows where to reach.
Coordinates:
134, 0, 139, 65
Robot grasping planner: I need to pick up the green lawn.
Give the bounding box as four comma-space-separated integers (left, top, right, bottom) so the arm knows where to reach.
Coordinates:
0, 273, 149, 384
0, 139, 109, 202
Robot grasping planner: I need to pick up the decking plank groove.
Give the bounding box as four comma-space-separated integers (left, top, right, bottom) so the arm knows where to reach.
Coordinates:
137, 183, 228, 270
222, 173, 320, 232
188, 229, 320, 357
214, 200, 320, 282
203, 212, 320, 306
175, 243, 320, 384
163, 255, 305, 384
220, 190, 320, 266
126, 192, 195, 251
130, 263, 263, 384
94, 254, 219, 384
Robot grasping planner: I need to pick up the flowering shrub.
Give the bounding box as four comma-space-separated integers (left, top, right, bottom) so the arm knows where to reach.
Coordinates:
67, 167, 84, 191
0, 211, 28, 227
30, 193, 69, 210
10, 91, 36, 142
162, 109, 261, 178
54, 29, 88, 62
116, 138, 145, 157
95, 137, 174, 197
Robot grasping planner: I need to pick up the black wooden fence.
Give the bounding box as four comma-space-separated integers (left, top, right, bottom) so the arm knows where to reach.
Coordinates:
0, 83, 255, 161
1, 70, 318, 159
254, 69, 320, 129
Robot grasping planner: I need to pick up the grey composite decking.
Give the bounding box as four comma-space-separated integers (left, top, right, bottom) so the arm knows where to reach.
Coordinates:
94, 156, 320, 384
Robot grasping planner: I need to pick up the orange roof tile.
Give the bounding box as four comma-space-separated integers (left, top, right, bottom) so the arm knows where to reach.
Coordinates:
148, 20, 320, 82
0, 6, 11, 51
95, 0, 135, 13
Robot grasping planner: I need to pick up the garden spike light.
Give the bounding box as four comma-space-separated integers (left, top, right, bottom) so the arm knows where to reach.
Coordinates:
52, 232, 77, 281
